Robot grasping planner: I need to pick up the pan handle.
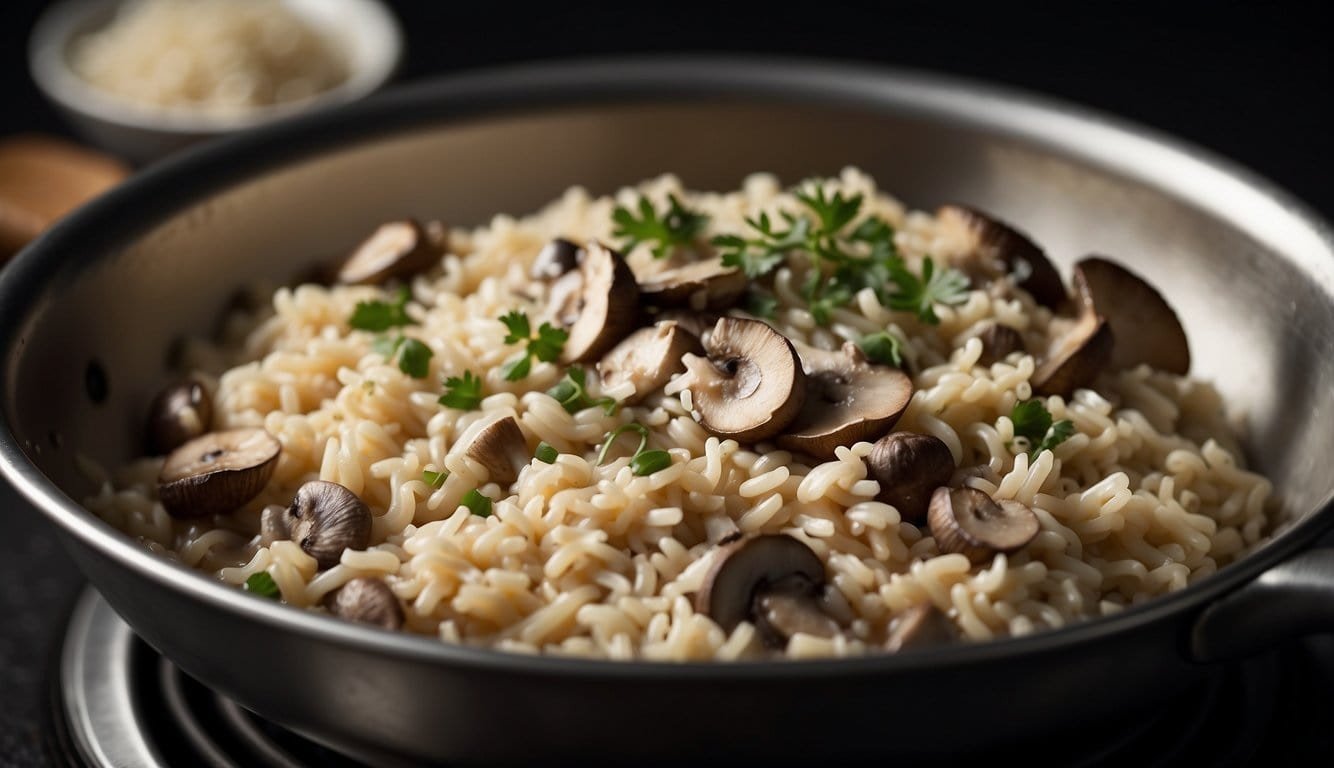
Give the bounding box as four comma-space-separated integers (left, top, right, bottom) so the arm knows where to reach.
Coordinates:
1190, 548, 1334, 662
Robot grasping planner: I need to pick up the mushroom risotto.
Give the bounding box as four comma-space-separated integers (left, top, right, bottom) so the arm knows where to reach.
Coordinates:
84, 169, 1275, 660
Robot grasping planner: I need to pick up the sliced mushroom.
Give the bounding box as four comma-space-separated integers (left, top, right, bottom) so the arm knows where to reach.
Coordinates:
1032, 311, 1114, 397
776, 341, 914, 459
677, 318, 806, 443
259, 504, 288, 546
598, 322, 702, 404
937, 204, 1066, 309
974, 321, 1025, 367
560, 241, 642, 363
865, 432, 955, 524
337, 219, 441, 285
543, 270, 585, 327
695, 534, 834, 648
158, 428, 281, 518
145, 376, 213, 455
324, 577, 404, 631
281, 480, 372, 569
459, 416, 528, 485
653, 309, 719, 345
885, 604, 955, 652
927, 487, 1040, 563
1073, 257, 1190, 375
530, 237, 582, 280
637, 258, 747, 311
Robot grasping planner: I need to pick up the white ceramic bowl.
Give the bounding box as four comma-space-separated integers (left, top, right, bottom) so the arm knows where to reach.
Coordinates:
29, 0, 403, 164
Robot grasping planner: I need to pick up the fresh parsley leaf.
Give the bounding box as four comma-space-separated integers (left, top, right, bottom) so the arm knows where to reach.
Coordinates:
396, 338, 433, 378
795, 185, 863, 235
422, 469, 448, 488
371, 335, 402, 357
744, 290, 778, 319
546, 366, 617, 415
612, 194, 709, 260
461, 488, 492, 518
857, 331, 904, 367
349, 287, 413, 331
1011, 399, 1075, 457
439, 370, 484, 410
244, 571, 279, 599
534, 442, 559, 464
499, 310, 532, 344
498, 312, 569, 381
714, 213, 810, 279
886, 256, 970, 324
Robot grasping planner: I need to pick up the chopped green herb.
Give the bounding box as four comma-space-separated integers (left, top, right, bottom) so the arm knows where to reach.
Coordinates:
534, 441, 559, 464
629, 449, 672, 476
546, 366, 617, 415
422, 469, 448, 488
713, 212, 810, 279
857, 331, 904, 368
461, 488, 492, 518
612, 194, 709, 260
1011, 399, 1076, 457
373, 335, 433, 379
884, 256, 970, 324
596, 423, 672, 477
244, 571, 279, 599
498, 311, 569, 381
349, 286, 413, 331
439, 370, 485, 410
743, 290, 778, 319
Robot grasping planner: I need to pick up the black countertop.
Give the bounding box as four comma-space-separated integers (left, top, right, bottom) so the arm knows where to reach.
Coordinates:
0, 2, 1330, 765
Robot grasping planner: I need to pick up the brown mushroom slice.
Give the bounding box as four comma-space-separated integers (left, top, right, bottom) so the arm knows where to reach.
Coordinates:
937, 204, 1066, 309
754, 576, 841, 646
927, 487, 1040, 563
145, 376, 213, 455
337, 219, 441, 285
974, 321, 1025, 367
637, 258, 747, 311
864, 432, 955, 524
678, 318, 806, 443
1073, 256, 1190, 375
460, 416, 528, 485
885, 603, 955, 652
598, 322, 702, 404
324, 577, 404, 631
1032, 311, 1114, 397
530, 237, 582, 280
695, 534, 829, 646
654, 309, 720, 345
560, 241, 642, 364
158, 428, 281, 518
776, 341, 914, 459
259, 504, 288, 546
282, 480, 372, 569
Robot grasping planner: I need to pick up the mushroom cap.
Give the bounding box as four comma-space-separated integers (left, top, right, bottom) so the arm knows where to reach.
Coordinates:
561, 241, 642, 364
145, 376, 212, 455
865, 431, 956, 524
679, 317, 806, 442
337, 219, 440, 285
937, 204, 1066, 309
637, 257, 747, 311
927, 487, 1040, 563
157, 428, 281, 518
459, 415, 529, 485
1032, 311, 1114, 397
325, 577, 404, 630
974, 321, 1026, 367
284, 480, 372, 569
598, 321, 702, 404
885, 603, 955, 652
530, 237, 582, 280
653, 309, 720, 345
754, 581, 841, 647
1074, 256, 1190, 375
694, 534, 826, 634
776, 341, 914, 459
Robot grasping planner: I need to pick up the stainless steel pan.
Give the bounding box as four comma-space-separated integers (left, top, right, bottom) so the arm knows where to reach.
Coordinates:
3, 59, 1334, 765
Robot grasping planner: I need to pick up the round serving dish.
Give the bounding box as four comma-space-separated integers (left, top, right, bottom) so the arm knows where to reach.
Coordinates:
2, 58, 1333, 765
28, 0, 403, 164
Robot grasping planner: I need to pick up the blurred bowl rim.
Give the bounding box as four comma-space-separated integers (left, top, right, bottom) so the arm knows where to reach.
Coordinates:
28, 0, 404, 135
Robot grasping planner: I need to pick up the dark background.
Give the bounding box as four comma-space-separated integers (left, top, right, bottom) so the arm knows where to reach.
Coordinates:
0, 1, 1331, 765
